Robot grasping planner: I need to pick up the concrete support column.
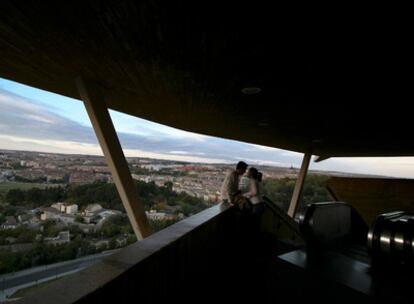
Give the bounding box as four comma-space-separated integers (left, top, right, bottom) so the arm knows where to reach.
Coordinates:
287, 152, 312, 218
76, 78, 151, 240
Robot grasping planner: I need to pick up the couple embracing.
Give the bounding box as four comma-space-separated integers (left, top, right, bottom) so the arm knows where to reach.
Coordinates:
220, 161, 264, 219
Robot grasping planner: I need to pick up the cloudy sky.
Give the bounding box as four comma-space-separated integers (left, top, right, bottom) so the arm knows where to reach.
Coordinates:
1, 78, 414, 178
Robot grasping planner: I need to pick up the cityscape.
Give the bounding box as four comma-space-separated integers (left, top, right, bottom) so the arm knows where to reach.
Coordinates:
0, 148, 371, 234
0, 148, 364, 300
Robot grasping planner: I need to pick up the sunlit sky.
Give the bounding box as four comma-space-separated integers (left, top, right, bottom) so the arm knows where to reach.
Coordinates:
0, 78, 413, 178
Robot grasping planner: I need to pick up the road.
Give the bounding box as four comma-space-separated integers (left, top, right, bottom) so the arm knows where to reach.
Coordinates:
0, 250, 117, 292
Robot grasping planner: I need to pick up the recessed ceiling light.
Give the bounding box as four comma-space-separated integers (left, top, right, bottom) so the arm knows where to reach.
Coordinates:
241, 87, 262, 95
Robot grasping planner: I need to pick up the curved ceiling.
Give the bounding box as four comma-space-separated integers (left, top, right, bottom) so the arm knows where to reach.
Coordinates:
0, 2, 412, 157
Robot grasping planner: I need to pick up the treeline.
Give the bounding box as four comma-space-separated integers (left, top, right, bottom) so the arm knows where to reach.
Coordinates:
3, 187, 67, 209
0, 180, 208, 216
262, 174, 332, 212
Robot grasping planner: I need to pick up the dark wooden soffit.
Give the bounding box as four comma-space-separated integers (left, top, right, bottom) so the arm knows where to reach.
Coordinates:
0, 2, 412, 157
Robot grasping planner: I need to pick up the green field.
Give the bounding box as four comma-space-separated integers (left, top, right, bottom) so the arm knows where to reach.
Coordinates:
0, 182, 61, 193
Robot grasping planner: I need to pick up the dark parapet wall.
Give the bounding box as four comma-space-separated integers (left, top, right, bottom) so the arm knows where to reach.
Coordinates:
15, 204, 243, 304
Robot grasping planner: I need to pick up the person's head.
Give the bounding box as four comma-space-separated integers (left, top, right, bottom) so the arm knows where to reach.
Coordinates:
247, 167, 263, 182
247, 167, 258, 179
235, 161, 248, 175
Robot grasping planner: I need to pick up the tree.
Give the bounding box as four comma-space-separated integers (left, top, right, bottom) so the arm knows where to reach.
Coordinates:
164, 181, 173, 191
75, 215, 85, 223
5, 189, 24, 205
153, 202, 166, 211
100, 222, 121, 238
108, 238, 117, 250
14, 226, 37, 243
148, 218, 178, 232
262, 174, 332, 212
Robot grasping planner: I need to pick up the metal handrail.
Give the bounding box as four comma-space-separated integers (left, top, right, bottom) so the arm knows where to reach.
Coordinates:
262, 196, 302, 238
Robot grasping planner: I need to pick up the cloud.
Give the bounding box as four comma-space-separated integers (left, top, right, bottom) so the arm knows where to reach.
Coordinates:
0, 89, 301, 165
0, 135, 102, 155
0, 90, 96, 144
320, 157, 414, 178
1, 87, 414, 178
168, 151, 206, 156
123, 149, 227, 163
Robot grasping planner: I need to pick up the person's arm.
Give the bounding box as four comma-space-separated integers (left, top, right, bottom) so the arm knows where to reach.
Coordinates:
243, 180, 258, 198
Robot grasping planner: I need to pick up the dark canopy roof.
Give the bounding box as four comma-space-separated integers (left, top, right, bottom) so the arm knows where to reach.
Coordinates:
0, 2, 412, 157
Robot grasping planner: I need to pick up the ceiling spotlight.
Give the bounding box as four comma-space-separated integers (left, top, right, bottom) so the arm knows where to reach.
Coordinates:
241, 87, 262, 95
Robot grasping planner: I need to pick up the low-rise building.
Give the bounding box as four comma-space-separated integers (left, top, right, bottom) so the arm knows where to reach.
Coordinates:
44, 231, 70, 245
59, 214, 76, 225
17, 214, 32, 223
146, 210, 175, 221
1, 216, 18, 229
84, 204, 103, 216
77, 223, 96, 233
66, 204, 78, 214
92, 239, 110, 250
51, 202, 66, 212
40, 207, 61, 221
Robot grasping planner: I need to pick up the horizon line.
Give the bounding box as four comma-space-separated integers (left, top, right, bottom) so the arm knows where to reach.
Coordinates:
0, 147, 396, 178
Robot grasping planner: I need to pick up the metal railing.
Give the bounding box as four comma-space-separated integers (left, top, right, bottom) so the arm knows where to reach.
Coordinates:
261, 196, 303, 243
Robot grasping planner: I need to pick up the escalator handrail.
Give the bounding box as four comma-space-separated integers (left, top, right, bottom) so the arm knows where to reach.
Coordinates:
262, 196, 302, 237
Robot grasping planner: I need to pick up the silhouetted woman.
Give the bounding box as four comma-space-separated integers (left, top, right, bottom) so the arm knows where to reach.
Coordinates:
243, 167, 264, 234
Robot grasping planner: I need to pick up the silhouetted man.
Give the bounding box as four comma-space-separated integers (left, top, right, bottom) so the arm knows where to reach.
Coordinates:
220, 161, 248, 205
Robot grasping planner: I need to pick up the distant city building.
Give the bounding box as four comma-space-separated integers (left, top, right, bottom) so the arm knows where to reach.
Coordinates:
146, 210, 175, 221
44, 231, 70, 245
98, 209, 121, 219
1, 216, 18, 229
69, 172, 96, 184
65, 204, 78, 214
45, 163, 57, 169
59, 214, 76, 225
26, 160, 40, 168
51, 202, 66, 212
76, 223, 96, 233
92, 239, 110, 250
85, 204, 103, 216
46, 173, 66, 182
40, 207, 61, 221
17, 214, 34, 223
164, 205, 182, 214
83, 215, 95, 224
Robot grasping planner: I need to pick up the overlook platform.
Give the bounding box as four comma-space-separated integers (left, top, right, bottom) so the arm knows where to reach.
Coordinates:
14, 202, 411, 304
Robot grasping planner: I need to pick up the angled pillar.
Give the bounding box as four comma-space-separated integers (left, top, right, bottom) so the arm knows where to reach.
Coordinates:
287, 152, 312, 218
76, 78, 151, 240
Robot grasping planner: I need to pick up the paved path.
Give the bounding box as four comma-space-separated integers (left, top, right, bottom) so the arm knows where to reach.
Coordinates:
0, 250, 118, 301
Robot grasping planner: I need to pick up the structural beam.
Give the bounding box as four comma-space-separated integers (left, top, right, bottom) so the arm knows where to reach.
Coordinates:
76, 78, 151, 240
287, 152, 312, 218
314, 155, 330, 162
